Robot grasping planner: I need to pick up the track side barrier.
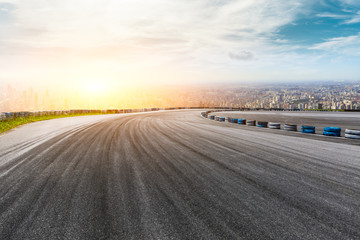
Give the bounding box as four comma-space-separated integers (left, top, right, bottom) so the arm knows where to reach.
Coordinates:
345, 129, 360, 139
201, 110, 359, 140
257, 121, 268, 128
301, 126, 315, 134
268, 122, 280, 129
323, 127, 341, 137
238, 119, 246, 124
246, 120, 256, 126
231, 118, 238, 123
284, 124, 297, 131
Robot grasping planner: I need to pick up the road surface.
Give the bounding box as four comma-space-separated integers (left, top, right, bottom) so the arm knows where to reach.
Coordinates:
1, 110, 360, 239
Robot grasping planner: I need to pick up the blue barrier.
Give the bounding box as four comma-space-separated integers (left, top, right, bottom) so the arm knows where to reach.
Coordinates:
219, 117, 225, 122
257, 121, 268, 128
323, 127, 341, 137
238, 119, 246, 124
209, 115, 215, 120
231, 118, 238, 123
301, 128, 315, 134
323, 131, 341, 137
324, 127, 341, 133
301, 126, 315, 134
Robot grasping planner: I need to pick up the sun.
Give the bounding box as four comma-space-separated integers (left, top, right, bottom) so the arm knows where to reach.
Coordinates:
86, 81, 107, 94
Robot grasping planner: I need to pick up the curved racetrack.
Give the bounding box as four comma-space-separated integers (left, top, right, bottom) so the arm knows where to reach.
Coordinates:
1, 110, 360, 239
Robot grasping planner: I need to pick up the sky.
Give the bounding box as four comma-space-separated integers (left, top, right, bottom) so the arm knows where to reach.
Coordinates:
0, 0, 360, 91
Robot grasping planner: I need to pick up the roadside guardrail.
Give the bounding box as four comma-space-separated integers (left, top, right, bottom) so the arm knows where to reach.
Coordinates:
201, 110, 360, 140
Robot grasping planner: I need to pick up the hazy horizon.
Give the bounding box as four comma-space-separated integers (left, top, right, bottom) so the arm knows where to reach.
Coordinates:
1, 80, 359, 112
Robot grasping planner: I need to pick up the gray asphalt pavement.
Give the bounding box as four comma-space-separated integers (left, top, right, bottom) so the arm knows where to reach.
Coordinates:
1, 110, 360, 239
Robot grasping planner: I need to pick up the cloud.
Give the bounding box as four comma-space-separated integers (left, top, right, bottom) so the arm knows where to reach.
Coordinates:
229, 50, 256, 61
338, 0, 360, 7
309, 34, 360, 55
316, 10, 360, 24
316, 13, 348, 19
4, 0, 360, 84
344, 11, 360, 24
0, 0, 310, 56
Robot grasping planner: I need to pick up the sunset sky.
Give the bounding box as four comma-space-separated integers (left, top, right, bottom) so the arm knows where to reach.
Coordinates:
1, 0, 360, 92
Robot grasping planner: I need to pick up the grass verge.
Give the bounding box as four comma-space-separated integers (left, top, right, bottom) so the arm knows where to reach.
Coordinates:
0, 113, 112, 134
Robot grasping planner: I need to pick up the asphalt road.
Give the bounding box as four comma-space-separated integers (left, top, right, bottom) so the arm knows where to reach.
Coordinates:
1, 110, 360, 239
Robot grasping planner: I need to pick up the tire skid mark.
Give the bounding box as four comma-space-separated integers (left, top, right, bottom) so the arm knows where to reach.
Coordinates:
129, 118, 223, 238
186, 121, 360, 171
181, 120, 360, 190
154, 116, 360, 239
0, 121, 110, 237
0, 121, 104, 179
0, 119, 108, 159
132, 118, 304, 238
1, 111, 360, 239
128, 117, 267, 239
154, 117, 340, 238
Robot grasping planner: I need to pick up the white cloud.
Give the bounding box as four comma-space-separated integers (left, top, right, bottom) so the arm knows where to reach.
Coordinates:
309, 34, 360, 55
344, 11, 360, 24
8, 0, 360, 84
1, 0, 310, 60
316, 13, 348, 19
317, 10, 360, 25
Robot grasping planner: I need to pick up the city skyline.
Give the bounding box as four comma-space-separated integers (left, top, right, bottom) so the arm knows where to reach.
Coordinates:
1, 80, 359, 111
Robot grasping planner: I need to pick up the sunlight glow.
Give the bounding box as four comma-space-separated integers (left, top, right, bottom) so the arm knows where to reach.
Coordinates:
85, 81, 108, 95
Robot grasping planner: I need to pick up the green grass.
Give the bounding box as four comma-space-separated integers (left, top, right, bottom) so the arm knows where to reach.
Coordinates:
0, 113, 112, 134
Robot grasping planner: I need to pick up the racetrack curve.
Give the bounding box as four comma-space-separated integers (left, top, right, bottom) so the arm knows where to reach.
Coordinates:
1, 110, 360, 239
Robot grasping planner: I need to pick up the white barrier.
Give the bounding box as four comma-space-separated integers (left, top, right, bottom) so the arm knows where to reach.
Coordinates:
345, 129, 360, 140
284, 124, 297, 131
246, 120, 256, 126
268, 122, 281, 129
